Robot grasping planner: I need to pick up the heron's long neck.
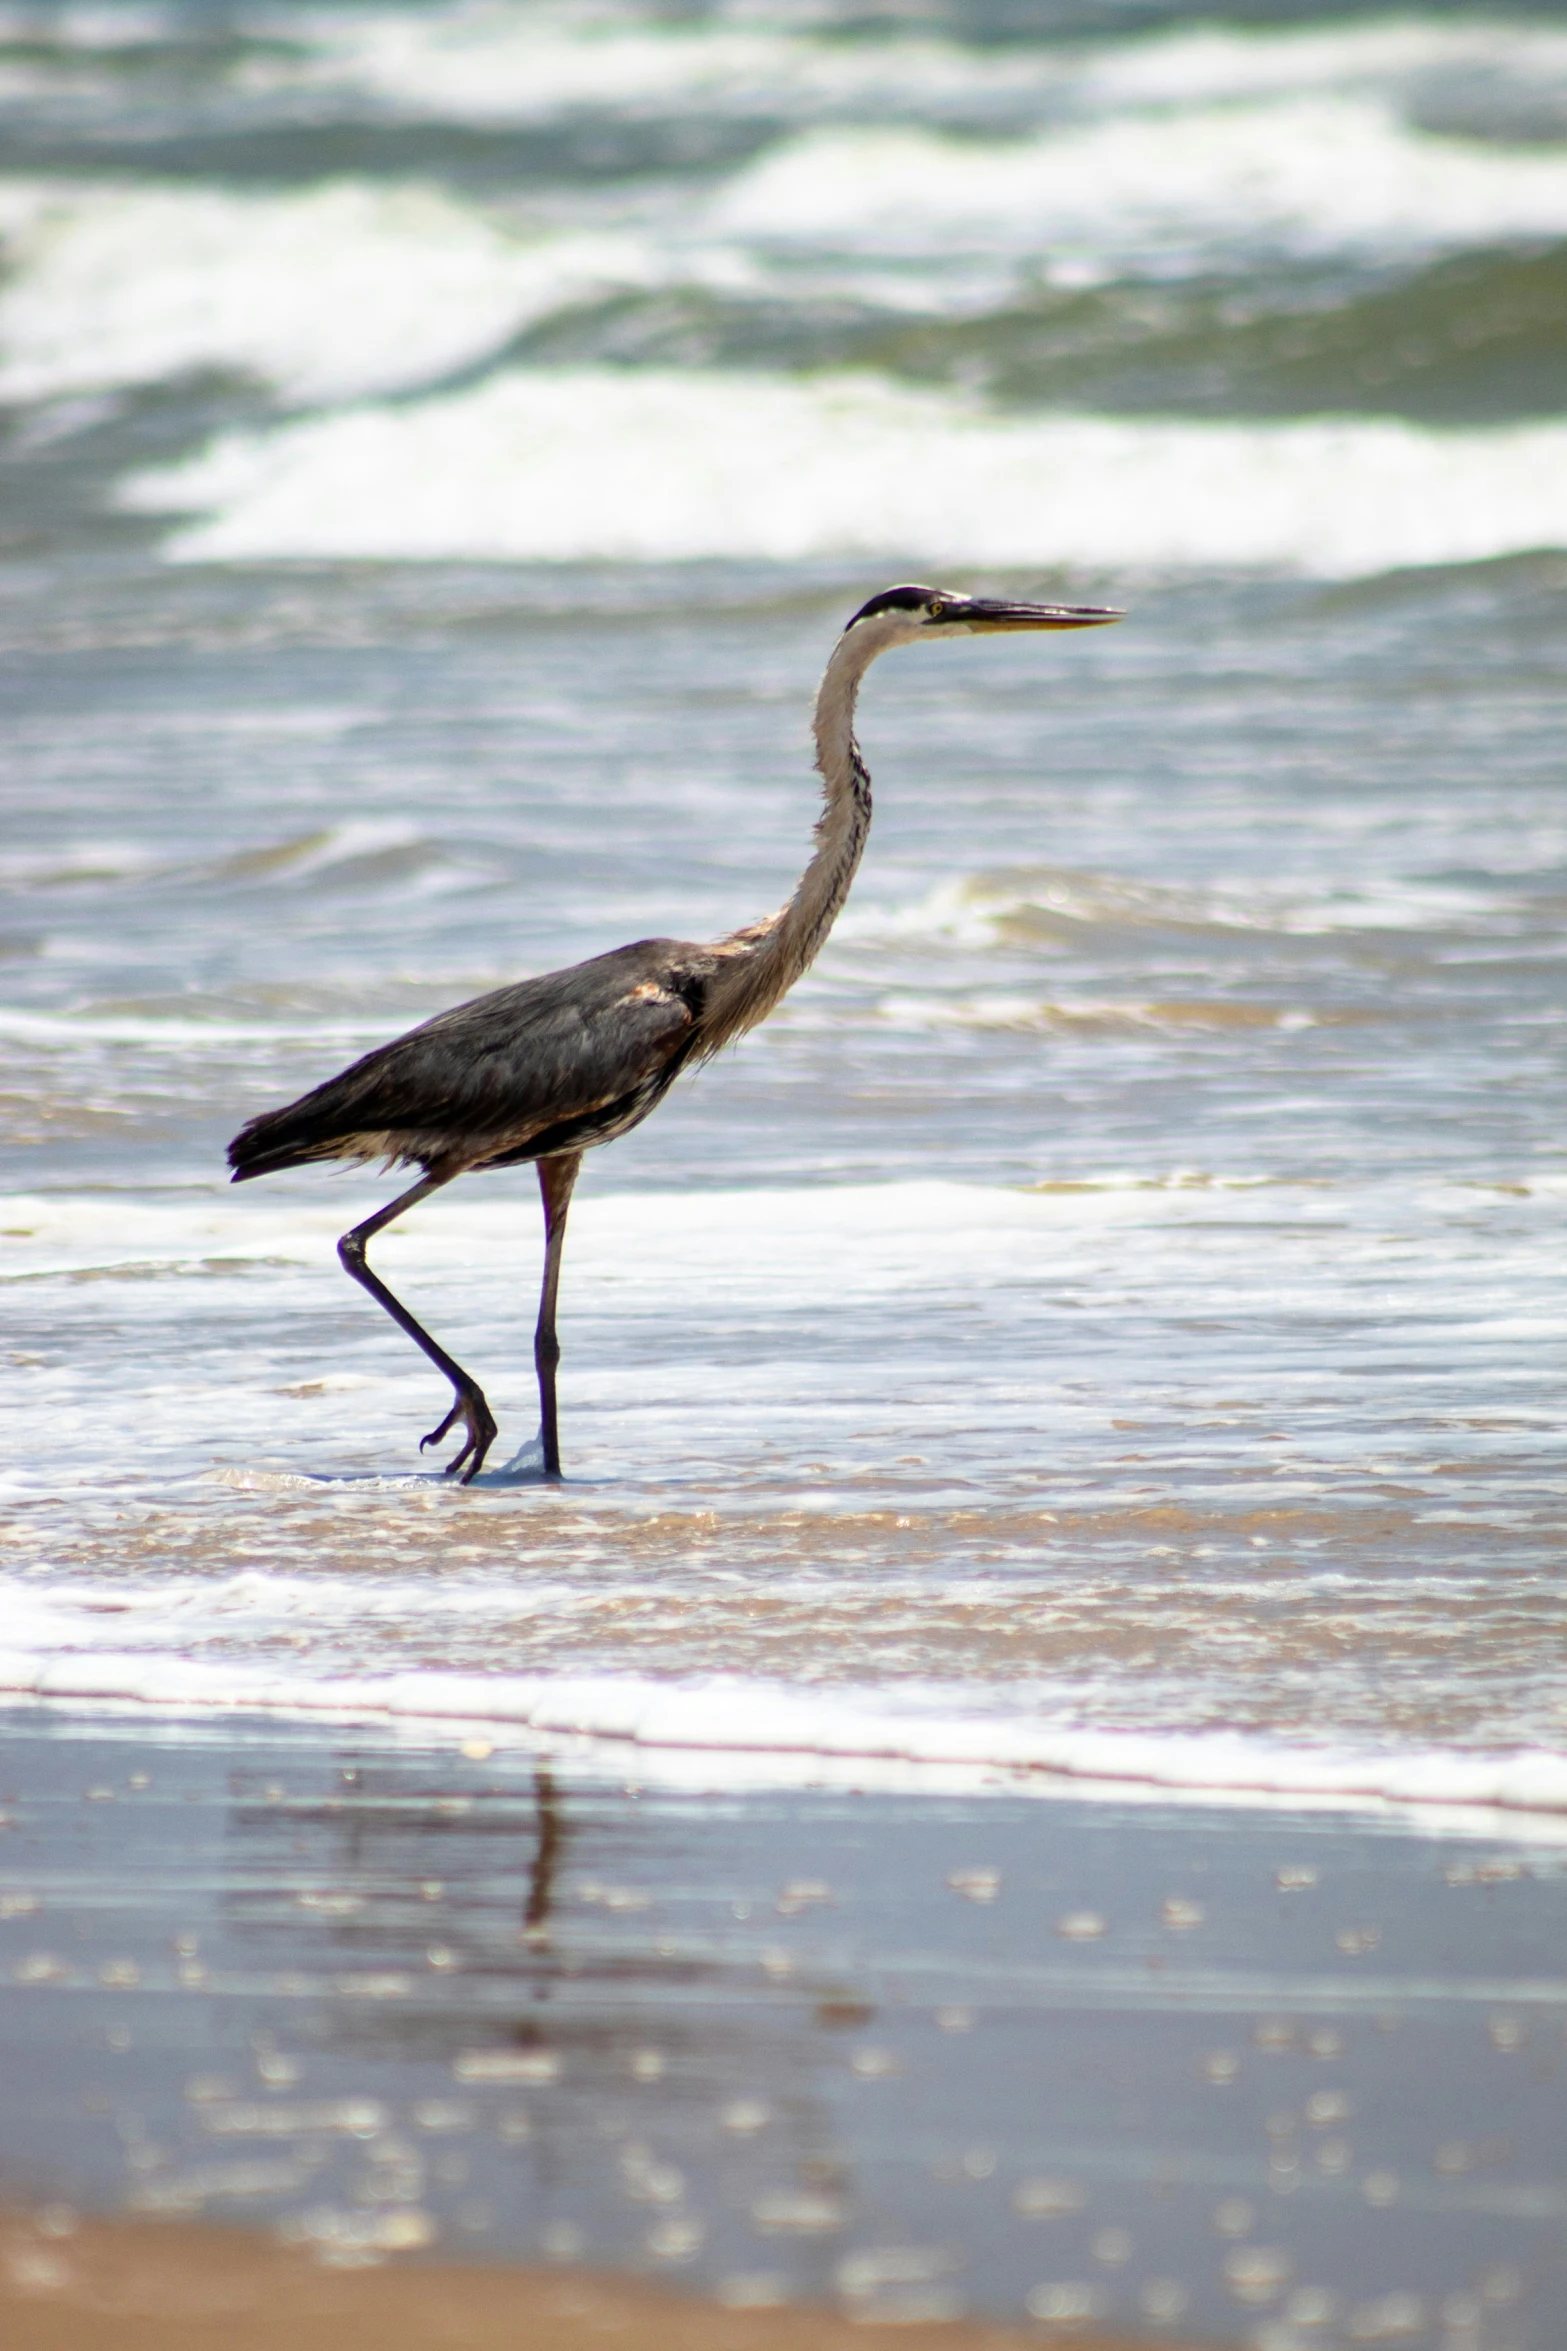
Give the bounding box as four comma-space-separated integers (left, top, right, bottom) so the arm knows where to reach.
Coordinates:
702, 626, 879, 1051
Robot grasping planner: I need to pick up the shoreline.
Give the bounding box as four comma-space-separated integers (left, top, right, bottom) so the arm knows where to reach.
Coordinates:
3, 1682, 1567, 1845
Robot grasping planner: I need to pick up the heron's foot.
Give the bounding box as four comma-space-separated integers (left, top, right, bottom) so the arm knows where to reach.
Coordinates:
420, 1387, 498, 1484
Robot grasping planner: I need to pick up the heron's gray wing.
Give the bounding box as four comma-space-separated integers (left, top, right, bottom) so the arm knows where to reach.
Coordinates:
229, 942, 699, 1177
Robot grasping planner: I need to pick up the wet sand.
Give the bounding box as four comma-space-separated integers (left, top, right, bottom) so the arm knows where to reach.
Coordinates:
0, 1704, 1561, 2349
0, 2212, 1213, 2351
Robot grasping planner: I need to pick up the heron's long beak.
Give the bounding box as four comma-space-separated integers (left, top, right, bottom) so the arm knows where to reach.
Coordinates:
954, 597, 1123, 631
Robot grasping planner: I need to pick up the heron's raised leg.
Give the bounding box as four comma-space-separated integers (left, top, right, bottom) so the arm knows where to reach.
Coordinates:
535, 1151, 582, 1481
338, 1173, 498, 1483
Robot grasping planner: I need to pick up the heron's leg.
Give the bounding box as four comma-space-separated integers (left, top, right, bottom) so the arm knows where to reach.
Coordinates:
338, 1173, 498, 1484
535, 1151, 582, 1481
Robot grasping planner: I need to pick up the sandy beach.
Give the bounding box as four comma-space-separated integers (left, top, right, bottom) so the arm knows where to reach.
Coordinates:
1, 2212, 1222, 2351
0, 1704, 1561, 2348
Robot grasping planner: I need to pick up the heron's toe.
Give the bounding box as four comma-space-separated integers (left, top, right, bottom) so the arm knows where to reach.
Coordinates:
420, 1389, 498, 1484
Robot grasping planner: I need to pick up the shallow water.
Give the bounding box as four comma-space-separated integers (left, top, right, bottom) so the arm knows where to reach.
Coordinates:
3, 559, 1564, 1808
1, 0, 1565, 1813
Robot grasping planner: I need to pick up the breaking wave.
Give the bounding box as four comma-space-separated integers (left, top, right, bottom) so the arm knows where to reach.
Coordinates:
263, 9, 1567, 142
713, 99, 1567, 272
124, 367, 1567, 574
0, 180, 667, 406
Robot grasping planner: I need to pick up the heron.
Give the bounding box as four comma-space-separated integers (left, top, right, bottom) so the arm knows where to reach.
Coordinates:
228, 584, 1122, 1482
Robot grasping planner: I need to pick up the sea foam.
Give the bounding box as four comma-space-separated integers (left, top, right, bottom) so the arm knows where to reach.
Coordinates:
0, 181, 664, 405
5, 1631, 1567, 1831
713, 98, 1567, 268
289, 8, 1042, 126
287, 7, 1567, 138
124, 367, 1567, 575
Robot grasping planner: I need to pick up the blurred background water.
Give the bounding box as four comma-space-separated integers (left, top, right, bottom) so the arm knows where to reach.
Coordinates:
0, 0, 1565, 1809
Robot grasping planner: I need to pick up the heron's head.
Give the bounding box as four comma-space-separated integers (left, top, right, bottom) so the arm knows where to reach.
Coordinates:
844, 584, 1122, 646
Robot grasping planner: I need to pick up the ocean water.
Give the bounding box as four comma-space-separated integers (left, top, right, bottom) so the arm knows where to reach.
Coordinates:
1, 0, 1565, 1821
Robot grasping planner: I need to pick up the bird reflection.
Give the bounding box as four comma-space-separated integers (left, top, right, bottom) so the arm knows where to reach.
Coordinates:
523, 1764, 564, 1945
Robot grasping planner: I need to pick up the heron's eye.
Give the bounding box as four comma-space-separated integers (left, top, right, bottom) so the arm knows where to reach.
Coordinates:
928, 600, 946, 620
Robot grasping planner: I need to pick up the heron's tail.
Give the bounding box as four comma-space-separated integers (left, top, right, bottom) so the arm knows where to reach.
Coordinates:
228, 1029, 429, 1183
227, 1110, 339, 1182
228, 1074, 371, 1181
